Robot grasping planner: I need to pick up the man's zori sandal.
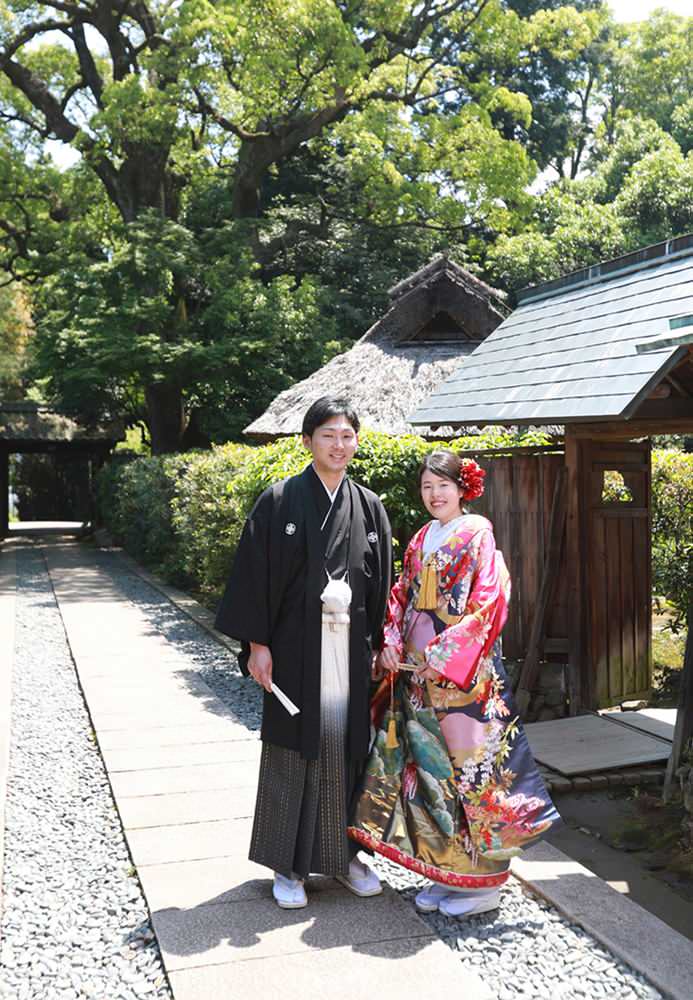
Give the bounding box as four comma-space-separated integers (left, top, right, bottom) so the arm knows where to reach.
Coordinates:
336, 857, 383, 897
273, 873, 308, 909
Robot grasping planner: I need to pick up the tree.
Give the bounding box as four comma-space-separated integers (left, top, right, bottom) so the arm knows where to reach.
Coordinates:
1, 0, 556, 450
486, 114, 693, 294
0, 282, 32, 400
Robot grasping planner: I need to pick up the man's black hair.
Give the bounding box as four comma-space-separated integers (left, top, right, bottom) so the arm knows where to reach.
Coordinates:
301, 396, 360, 437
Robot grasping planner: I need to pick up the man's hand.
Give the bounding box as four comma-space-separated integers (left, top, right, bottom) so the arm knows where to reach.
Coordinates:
377, 646, 400, 674
371, 652, 384, 681
248, 642, 273, 692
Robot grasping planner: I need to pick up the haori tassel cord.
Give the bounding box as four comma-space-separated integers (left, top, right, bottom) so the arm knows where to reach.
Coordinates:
385, 671, 399, 749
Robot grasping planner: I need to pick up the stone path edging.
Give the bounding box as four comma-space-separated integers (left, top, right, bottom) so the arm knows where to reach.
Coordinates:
0, 544, 17, 922
512, 842, 693, 1000
114, 545, 692, 1000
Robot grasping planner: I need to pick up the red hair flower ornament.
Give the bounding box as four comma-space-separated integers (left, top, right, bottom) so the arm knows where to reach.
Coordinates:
459, 458, 485, 501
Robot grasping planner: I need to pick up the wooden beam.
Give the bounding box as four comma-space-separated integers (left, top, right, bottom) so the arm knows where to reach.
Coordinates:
633, 399, 693, 420
564, 431, 586, 713
648, 383, 672, 399
665, 372, 693, 400
567, 419, 693, 439
515, 467, 568, 717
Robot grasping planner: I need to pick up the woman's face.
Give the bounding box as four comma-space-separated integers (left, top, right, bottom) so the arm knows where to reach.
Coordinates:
420, 469, 464, 524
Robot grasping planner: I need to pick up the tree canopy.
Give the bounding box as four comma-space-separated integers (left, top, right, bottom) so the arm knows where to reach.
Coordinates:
1, 2, 692, 449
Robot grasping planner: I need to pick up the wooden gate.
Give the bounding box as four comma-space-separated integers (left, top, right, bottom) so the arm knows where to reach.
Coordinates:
583, 439, 652, 707
470, 449, 568, 662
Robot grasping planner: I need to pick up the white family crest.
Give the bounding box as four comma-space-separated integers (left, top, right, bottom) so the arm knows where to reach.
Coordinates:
367, 531, 378, 543
285, 522, 297, 536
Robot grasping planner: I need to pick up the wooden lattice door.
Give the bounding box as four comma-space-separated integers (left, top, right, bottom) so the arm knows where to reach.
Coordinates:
585, 439, 652, 708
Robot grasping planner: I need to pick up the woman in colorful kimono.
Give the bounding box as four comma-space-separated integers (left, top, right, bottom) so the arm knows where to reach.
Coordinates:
348, 449, 560, 919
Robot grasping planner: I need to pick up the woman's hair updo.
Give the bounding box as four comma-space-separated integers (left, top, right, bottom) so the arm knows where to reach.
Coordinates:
418, 449, 486, 502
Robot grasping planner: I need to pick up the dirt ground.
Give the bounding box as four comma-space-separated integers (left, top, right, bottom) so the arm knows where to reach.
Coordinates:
547, 788, 693, 941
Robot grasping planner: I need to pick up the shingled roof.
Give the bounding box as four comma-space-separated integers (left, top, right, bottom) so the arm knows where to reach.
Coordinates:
410, 235, 693, 428
244, 256, 509, 440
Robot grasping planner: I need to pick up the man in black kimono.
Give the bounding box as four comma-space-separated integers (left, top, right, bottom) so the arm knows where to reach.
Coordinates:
215, 396, 392, 908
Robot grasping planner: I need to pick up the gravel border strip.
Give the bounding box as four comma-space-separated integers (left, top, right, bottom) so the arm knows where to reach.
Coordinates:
0, 543, 173, 1000
0, 545, 17, 922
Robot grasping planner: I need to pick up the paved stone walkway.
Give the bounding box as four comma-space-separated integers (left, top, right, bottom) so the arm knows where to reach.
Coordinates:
4, 537, 693, 1000
42, 542, 491, 1000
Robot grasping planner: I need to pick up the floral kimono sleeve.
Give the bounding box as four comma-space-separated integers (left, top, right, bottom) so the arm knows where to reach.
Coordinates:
425, 528, 510, 689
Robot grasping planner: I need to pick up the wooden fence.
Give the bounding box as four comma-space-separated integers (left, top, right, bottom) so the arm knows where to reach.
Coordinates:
465, 447, 569, 663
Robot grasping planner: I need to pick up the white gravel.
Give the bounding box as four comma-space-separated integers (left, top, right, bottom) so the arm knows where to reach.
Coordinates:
0, 544, 171, 1000
0, 543, 665, 1000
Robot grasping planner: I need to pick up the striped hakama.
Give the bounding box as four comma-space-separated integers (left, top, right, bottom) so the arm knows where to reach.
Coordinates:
249, 609, 359, 878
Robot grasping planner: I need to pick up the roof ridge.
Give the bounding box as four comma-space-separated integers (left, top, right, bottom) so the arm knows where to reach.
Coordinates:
387, 255, 505, 303
518, 233, 693, 305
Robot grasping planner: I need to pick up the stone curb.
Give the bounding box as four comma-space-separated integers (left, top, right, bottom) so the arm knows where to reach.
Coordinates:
0, 543, 17, 923
543, 766, 667, 796
511, 842, 693, 1000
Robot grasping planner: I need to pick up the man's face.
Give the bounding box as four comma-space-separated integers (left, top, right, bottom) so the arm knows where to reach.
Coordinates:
303, 414, 358, 476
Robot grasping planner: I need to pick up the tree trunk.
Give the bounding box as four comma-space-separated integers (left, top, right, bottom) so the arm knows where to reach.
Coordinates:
663, 593, 693, 802
144, 382, 186, 454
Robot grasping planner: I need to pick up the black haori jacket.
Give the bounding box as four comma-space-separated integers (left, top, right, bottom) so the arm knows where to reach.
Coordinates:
215, 465, 392, 762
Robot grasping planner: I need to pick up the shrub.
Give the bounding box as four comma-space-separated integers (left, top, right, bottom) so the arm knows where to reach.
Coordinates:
96, 451, 195, 582
652, 448, 693, 629
169, 442, 253, 596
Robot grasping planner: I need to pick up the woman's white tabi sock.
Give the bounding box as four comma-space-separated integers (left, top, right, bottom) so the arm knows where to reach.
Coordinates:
438, 888, 501, 918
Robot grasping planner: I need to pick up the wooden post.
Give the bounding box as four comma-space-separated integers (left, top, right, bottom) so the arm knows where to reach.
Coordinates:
0, 447, 9, 539
564, 429, 586, 714
515, 467, 568, 717
663, 593, 693, 802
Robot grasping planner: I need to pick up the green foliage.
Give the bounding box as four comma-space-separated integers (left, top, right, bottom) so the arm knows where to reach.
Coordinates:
651, 449, 693, 630
96, 452, 195, 581
1, 0, 607, 449
0, 283, 32, 399
614, 12, 693, 137
169, 442, 256, 592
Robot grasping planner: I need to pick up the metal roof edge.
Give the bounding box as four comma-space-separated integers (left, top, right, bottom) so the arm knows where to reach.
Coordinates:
517, 235, 693, 307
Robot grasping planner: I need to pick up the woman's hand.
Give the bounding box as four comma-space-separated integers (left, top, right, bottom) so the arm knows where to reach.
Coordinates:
416, 663, 442, 682
377, 646, 400, 674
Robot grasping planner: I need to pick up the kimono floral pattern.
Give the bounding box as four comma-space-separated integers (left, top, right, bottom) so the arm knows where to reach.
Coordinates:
348, 515, 561, 888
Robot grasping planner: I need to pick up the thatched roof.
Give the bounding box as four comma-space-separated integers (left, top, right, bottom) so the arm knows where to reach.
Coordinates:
0, 402, 123, 446
245, 256, 509, 440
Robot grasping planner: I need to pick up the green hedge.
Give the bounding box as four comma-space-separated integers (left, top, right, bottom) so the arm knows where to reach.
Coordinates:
97, 435, 693, 619
652, 449, 693, 628
96, 428, 549, 600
